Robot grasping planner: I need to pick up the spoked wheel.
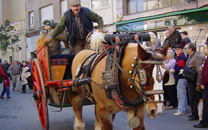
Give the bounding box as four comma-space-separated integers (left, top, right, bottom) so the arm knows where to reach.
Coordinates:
32, 59, 49, 130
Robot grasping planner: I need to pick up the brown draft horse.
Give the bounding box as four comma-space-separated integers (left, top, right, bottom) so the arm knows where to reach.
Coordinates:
71, 41, 169, 130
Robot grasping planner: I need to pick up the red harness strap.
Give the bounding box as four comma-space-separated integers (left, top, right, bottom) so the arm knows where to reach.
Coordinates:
111, 37, 124, 108
112, 90, 124, 108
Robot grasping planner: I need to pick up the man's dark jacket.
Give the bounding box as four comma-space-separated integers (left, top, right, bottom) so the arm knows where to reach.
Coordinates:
169, 30, 182, 48
3, 63, 9, 72
64, 7, 93, 46
182, 37, 191, 44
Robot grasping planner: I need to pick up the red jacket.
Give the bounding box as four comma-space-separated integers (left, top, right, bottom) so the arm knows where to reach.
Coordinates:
3, 78, 10, 87
201, 57, 208, 88
0, 66, 8, 79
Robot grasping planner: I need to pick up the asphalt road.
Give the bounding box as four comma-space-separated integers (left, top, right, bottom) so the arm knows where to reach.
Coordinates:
0, 82, 207, 130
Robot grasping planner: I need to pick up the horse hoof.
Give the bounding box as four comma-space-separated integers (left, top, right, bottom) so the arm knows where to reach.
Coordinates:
73, 121, 85, 130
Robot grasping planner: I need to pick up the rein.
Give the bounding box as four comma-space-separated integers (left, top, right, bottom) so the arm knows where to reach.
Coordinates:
102, 44, 164, 104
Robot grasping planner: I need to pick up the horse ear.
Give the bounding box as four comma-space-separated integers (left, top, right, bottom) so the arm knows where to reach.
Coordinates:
160, 44, 169, 57
137, 43, 151, 60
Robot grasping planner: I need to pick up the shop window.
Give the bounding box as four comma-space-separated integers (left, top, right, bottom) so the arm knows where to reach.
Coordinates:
40, 5, 53, 26
91, 0, 109, 9
127, 0, 180, 14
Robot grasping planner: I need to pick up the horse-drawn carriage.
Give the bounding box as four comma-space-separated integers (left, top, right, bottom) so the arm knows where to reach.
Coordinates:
32, 31, 169, 130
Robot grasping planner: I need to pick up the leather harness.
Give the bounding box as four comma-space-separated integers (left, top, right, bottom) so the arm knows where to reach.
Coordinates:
73, 34, 165, 108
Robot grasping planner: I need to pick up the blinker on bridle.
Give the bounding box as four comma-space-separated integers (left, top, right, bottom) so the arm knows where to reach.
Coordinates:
130, 49, 164, 103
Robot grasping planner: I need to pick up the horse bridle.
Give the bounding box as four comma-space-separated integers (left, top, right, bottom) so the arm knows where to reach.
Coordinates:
131, 58, 164, 103
104, 46, 165, 104
101, 41, 165, 104
131, 56, 165, 103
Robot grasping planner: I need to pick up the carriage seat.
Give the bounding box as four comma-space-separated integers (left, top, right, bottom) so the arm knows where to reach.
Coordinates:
50, 58, 69, 81
50, 59, 69, 66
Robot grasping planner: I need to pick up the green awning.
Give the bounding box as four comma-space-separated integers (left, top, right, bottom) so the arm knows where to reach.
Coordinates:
115, 7, 208, 26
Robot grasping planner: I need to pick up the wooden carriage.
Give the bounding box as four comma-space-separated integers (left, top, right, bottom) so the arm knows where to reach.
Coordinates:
32, 44, 93, 130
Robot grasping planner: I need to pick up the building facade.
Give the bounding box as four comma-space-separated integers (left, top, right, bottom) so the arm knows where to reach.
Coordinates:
23, 0, 208, 61
0, 0, 26, 63
116, 0, 208, 57
25, 0, 117, 59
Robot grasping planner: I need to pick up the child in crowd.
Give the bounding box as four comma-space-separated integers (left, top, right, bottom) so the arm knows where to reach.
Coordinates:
1, 73, 11, 99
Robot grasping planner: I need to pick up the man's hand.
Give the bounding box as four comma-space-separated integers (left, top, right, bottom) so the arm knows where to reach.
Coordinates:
44, 37, 53, 45
170, 69, 175, 73
201, 85, 205, 89
196, 85, 201, 91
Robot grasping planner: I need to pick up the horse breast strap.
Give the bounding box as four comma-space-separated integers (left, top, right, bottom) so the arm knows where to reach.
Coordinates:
102, 49, 125, 107
102, 37, 146, 107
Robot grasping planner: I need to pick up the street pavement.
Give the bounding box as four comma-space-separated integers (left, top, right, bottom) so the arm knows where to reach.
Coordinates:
0, 82, 207, 130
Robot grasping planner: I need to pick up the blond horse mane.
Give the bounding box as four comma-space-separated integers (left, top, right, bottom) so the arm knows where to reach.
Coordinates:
89, 31, 106, 53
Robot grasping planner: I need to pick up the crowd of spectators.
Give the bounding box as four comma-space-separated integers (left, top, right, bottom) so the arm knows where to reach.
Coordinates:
0, 58, 33, 96
154, 25, 208, 128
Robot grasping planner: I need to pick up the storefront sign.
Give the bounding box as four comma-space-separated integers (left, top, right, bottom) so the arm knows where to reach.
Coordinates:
117, 20, 164, 32
116, 10, 208, 32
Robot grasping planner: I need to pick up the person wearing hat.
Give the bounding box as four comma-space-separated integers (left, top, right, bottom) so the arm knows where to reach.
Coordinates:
43, 22, 68, 57
46, 0, 103, 55
170, 44, 188, 116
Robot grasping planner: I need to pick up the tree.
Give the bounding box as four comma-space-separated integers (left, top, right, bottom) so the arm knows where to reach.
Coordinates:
0, 19, 20, 62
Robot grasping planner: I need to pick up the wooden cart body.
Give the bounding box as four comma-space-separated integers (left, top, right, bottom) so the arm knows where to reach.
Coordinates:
32, 44, 92, 130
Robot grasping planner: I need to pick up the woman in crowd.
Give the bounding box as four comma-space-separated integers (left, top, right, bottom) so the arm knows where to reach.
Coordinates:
21, 61, 33, 93
164, 50, 177, 109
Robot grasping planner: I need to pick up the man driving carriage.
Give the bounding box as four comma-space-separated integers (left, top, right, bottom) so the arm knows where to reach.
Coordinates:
47, 0, 104, 55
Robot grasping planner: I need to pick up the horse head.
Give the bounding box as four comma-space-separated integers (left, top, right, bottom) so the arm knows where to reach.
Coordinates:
121, 43, 169, 119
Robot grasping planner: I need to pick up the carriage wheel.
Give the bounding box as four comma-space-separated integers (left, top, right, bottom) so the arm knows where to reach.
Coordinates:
32, 59, 49, 130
